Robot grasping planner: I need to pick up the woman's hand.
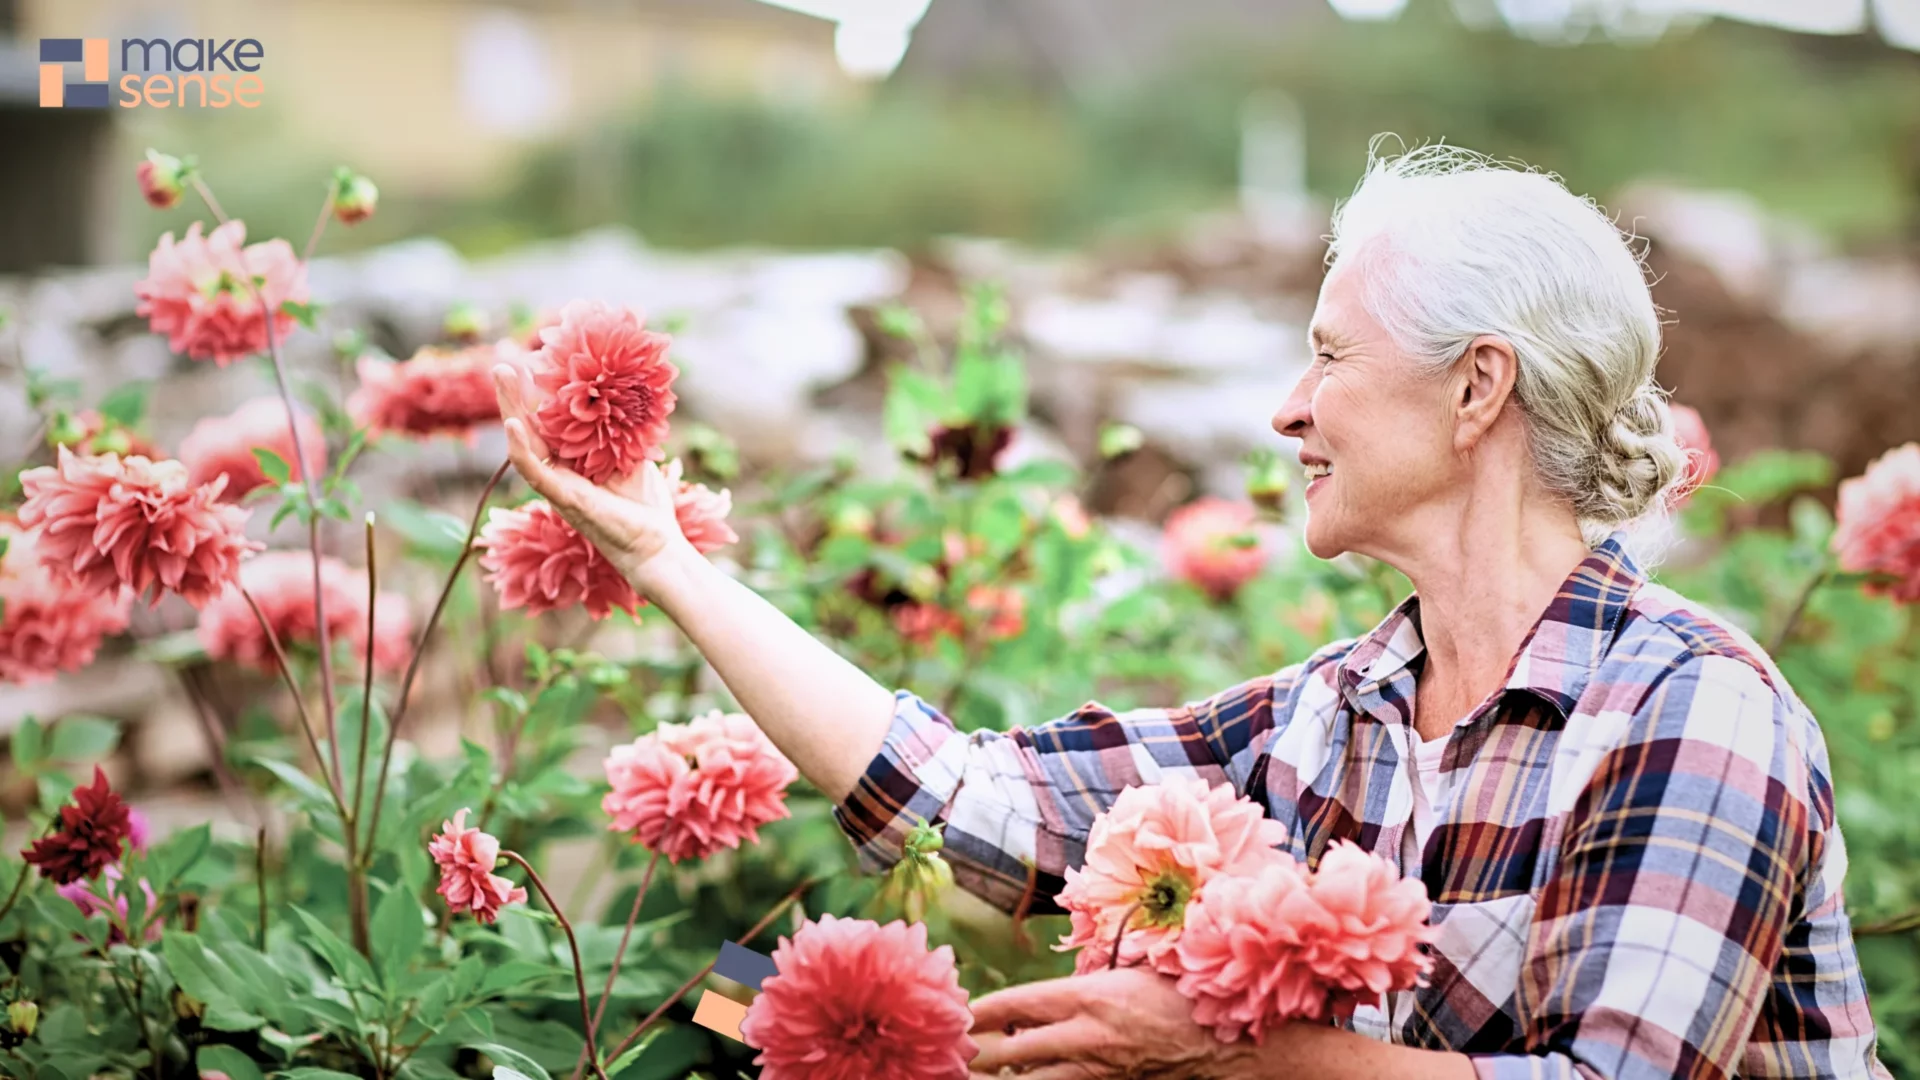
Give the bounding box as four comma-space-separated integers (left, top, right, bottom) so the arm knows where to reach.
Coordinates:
491, 363, 693, 591
968, 966, 1258, 1079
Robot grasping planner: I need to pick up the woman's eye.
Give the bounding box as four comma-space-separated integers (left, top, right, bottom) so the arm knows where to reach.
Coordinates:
1317, 352, 1337, 364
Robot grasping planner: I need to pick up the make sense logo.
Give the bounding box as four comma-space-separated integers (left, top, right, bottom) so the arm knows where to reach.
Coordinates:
39, 36, 265, 109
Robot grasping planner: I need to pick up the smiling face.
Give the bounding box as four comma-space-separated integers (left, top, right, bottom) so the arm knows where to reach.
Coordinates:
1273, 255, 1463, 562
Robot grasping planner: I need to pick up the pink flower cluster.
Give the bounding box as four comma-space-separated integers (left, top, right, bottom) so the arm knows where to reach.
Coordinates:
739, 915, 977, 1080
349, 343, 509, 443
1161, 497, 1268, 602
196, 551, 413, 674
18, 447, 261, 609
1056, 776, 1289, 975
1058, 778, 1435, 1044
0, 521, 133, 685
1833, 442, 1920, 604
478, 501, 640, 621
601, 709, 798, 863
134, 220, 309, 366
477, 463, 735, 620
1667, 403, 1720, 506
177, 397, 328, 501
429, 808, 527, 924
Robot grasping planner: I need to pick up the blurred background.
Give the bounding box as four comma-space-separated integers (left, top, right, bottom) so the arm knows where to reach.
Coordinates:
4, 0, 1920, 1069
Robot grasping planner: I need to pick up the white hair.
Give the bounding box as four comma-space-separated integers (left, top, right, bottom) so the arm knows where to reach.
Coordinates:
1325, 140, 1688, 560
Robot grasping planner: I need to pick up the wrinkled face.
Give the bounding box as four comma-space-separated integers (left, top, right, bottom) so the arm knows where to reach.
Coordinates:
1274, 256, 1459, 561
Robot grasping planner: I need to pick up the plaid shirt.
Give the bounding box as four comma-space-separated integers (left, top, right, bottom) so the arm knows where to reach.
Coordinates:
833, 535, 1891, 1079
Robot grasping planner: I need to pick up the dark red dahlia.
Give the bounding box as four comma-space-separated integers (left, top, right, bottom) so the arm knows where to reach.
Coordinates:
918, 423, 1013, 481
23, 767, 132, 885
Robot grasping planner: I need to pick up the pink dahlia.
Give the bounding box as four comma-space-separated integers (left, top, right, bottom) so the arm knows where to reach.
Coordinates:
177, 397, 327, 501
1174, 858, 1323, 1043
601, 709, 798, 863
1668, 403, 1720, 506
0, 522, 132, 685
429, 808, 526, 924
1294, 841, 1436, 1018
739, 915, 976, 1080
126, 807, 152, 853
134, 220, 309, 366
349, 343, 508, 443
1162, 497, 1267, 602
17, 447, 260, 609
1833, 443, 1920, 604
55, 865, 162, 945
196, 551, 412, 674
1056, 776, 1290, 976
664, 458, 737, 553
529, 300, 678, 484
478, 501, 639, 620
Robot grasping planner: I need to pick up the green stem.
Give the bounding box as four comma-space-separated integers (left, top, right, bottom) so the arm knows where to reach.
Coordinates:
601, 878, 816, 1067
571, 851, 663, 1080
502, 851, 610, 1080
363, 461, 510, 861
1768, 564, 1833, 655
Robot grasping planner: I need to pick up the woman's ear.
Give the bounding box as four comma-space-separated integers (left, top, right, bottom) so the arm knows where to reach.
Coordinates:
1452, 335, 1519, 452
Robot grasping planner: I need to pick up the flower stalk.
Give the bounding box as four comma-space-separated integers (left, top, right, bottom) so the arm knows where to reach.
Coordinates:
501, 850, 610, 1080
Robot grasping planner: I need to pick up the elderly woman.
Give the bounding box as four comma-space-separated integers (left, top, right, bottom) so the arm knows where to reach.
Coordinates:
493, 146, 1891, 1079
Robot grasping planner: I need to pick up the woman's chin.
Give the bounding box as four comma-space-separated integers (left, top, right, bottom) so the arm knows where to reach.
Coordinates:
1301, 517, 1345, 561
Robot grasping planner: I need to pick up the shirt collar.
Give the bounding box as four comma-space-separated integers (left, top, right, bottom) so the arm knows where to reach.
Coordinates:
1336, 532, 1646, 718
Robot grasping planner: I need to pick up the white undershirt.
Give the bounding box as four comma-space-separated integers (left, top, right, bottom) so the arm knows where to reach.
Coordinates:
1403, 728, 1451, 867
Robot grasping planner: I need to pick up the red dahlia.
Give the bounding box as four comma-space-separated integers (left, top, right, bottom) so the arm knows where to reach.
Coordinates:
23, 767, 132, 885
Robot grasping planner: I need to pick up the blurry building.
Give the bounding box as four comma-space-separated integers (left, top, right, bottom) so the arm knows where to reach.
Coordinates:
896, 0, 1335, 91
2, 0, 854, 270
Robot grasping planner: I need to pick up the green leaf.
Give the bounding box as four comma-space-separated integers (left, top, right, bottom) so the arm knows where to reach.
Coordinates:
198, 1044, 269, 1080
135, 627, 211, 666
246, 756, 339, 819
882, 367, 947, 457
371, 882, 426, 988
280, 300, 321, 330
382, 499, 474, 561
163, 931, 269, 1031
477, 958, 563, 996
148, 822, 212, 888
48, 715, 120, 762
12, 716, 45, 771
289, 906, 378, 989
98, 381, 152, 427
471, 1043, 552, 1080
278, 1070, 364, 1080
257, 447, 295, 485
603, 1025, 666, 1077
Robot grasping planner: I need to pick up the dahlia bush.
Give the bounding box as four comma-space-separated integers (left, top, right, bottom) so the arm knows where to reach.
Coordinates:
2, 149, 1920, 1080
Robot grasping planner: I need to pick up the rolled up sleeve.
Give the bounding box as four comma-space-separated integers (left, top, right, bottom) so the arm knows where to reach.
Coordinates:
1473, 653, 1812, 1080
831, 674, 1292, 915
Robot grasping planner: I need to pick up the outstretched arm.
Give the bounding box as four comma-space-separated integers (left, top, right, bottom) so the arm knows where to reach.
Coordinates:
493, 364, 896, 803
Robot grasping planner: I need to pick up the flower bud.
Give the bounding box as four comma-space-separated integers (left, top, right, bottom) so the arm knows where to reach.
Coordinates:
332, 168, 379, 225
442, 301, 489, 345
137, 149, 188, 209
46, 410, 87, 449
827, 503, 876, 539
1243, 448, 1289, 515
905, 818, 945, 855
903, 564, 943, 601
6, 1001, 36, 1037
881, 842, 955, 924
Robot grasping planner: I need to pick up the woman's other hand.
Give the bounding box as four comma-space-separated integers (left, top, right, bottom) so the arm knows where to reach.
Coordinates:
492, 362, 692, 591
968, 966, 1256, 1079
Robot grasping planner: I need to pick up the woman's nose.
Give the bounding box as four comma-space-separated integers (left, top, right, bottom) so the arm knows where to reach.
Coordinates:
1272, 371, 1314, 436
